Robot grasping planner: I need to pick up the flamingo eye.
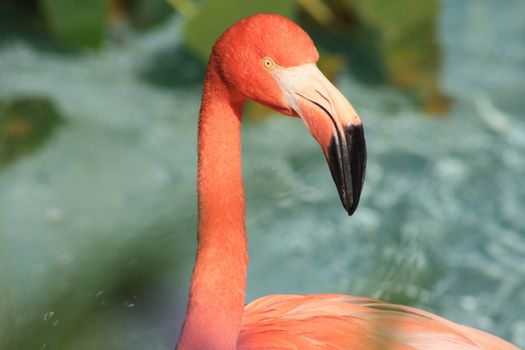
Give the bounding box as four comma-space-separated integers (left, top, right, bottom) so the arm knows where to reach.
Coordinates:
262, 57, 275, 70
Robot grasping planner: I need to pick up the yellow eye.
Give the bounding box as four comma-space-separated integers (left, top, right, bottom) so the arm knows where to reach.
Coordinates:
262, 57, 275, 70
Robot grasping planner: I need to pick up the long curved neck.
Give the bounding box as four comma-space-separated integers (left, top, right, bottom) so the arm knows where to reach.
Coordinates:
177, 63, 248, 350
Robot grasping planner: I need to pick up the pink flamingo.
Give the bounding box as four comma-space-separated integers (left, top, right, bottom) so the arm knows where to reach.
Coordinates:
176, 14, 518, 350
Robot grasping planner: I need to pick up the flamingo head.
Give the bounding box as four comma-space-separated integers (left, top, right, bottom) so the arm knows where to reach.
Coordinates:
212, 14, 366, 215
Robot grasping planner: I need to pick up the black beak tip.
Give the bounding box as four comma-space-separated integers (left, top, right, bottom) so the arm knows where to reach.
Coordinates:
327, 123, 366, 216
344, 200, 359, 216
341, 184, 361, 216
345, 123, 366, 215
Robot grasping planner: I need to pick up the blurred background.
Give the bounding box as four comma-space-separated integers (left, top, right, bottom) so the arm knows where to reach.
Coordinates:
1, 0, 524, 348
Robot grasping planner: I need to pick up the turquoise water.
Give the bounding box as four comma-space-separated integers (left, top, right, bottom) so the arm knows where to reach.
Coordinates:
1, 0, 524, 348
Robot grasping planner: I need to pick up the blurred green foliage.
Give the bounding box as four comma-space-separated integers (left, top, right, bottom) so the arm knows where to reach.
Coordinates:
42, 0, 109, 48
0, 96, 64, 168
1, 0, 447, 112
127, 0, 173, 29
347, 0, 447, 112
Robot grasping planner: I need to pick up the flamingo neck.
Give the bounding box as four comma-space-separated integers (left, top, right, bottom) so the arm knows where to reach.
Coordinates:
177, 64, 248, 350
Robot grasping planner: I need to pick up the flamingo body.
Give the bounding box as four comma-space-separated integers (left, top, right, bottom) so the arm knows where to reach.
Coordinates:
240, 294, 514, 350
176, 13, 518, 350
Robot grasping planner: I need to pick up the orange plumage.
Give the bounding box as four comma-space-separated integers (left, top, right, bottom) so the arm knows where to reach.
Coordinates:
240, 294, 515, 349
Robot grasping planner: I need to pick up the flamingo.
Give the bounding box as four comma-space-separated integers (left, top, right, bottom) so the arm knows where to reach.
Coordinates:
176, 14, 518, 350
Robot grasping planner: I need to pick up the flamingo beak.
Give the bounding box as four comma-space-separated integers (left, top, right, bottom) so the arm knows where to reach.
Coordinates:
272, 64, 366, 215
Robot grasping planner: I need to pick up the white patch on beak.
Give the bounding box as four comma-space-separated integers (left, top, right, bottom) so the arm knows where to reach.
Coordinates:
270, 64, 329, 116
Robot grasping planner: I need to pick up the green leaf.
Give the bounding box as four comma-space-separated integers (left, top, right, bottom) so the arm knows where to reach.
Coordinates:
128, 0, 173, 29
183, 0, 297, 61
0, 96, 65, 168
340, 0, 446, 112
41, 0, 109, 48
